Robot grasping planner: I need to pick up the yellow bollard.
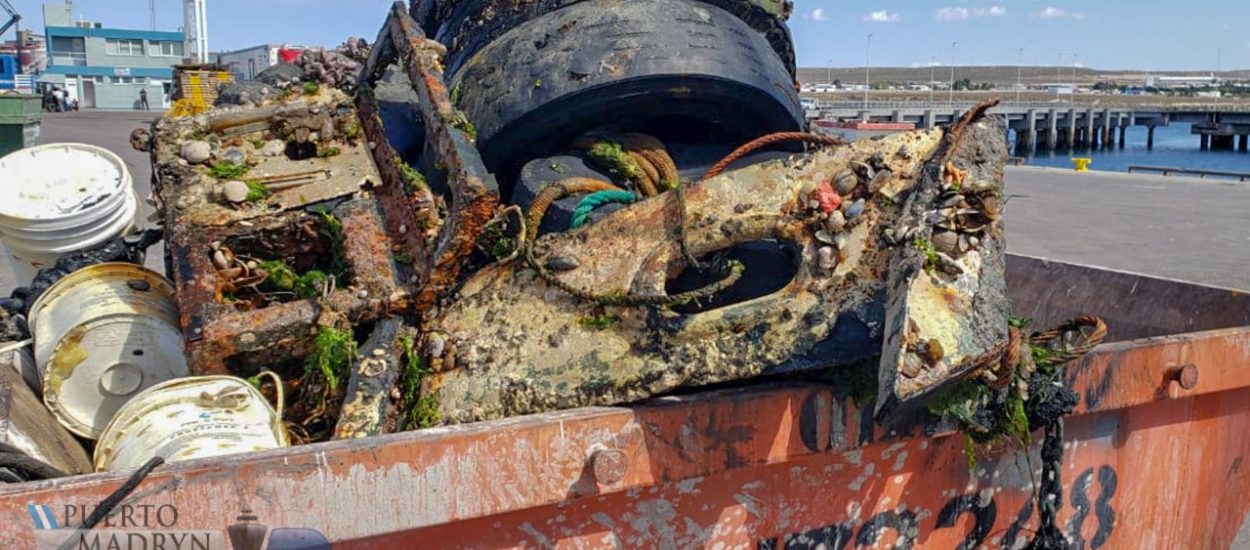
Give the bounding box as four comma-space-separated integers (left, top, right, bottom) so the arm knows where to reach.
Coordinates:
1072, 158, 1092, 172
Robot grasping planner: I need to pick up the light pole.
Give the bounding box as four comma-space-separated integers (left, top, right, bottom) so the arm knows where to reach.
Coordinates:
929, 56, 936, 106
1016, 46, 1025, 103
864, 33, 873, 109
1056, 52, 1063, 100
949, 41, 957, 103
1216, 47, 1223, 103
1072, 53, 1079, 91
827, 59, 833, 85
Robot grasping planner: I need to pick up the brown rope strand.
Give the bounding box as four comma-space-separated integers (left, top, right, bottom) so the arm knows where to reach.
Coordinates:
702, 132, 846, 181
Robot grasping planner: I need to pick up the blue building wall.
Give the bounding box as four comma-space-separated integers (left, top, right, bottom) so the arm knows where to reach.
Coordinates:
44, 25, 184, 109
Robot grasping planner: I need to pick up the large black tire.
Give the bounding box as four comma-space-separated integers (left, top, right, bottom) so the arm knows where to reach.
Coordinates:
441, 0, 803, 182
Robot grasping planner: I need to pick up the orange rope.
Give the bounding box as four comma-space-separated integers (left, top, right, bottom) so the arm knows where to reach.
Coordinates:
525, 178, 623, 243
702, 132, 845, 181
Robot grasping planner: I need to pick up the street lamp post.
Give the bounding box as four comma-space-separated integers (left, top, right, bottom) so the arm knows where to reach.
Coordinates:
929, 56, 936, 107
864, 34, 873, 109
949, 41, 957, 103
1072, 53, 1079, 91
1056, 52, 1063, 100
1216, 47, 1223, 104
827, 59, 833, 85
1016, 46, 1025, 103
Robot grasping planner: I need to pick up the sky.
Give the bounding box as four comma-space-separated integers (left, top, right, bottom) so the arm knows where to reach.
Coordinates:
7, 0, 1250, 71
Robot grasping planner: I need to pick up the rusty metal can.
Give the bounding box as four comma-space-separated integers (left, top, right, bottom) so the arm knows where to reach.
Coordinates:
28, 263, 189, 439
94, 374, 289, 472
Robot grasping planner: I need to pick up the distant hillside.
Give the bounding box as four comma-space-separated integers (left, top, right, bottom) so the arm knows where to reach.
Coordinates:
798, 66, 1250, 87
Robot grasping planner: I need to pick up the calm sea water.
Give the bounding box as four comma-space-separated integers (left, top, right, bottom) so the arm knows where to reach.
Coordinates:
1013, 123, 1250, 174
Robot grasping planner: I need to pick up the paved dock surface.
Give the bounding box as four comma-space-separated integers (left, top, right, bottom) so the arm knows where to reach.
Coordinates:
1004, 165, 1250, 291
0, 113, 1247, 293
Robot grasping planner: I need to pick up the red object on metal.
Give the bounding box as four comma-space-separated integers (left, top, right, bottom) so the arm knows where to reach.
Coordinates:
277, 48, 302, 64
814, 179, 841, 213
1, 258, 1249, 549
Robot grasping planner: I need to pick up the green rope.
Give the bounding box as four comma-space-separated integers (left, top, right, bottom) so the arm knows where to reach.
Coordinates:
570, 190, 637, 229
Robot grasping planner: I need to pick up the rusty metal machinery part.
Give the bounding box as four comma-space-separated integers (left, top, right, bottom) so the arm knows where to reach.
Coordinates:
421, 113, 1011, 425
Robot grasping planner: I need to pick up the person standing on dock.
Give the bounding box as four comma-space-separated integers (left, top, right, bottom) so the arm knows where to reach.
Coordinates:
139, 89, 150, 111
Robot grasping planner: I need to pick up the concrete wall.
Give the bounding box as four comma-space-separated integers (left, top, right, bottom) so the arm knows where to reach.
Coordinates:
95, 82, 167, 110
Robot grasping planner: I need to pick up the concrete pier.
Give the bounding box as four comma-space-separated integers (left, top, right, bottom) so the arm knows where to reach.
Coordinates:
811, 100, 1249, 154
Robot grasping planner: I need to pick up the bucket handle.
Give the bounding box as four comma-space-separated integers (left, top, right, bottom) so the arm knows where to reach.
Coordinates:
254, 371, 285, 418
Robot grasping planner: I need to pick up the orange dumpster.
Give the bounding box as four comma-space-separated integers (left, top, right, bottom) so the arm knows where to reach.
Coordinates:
1, 255, 1249, 549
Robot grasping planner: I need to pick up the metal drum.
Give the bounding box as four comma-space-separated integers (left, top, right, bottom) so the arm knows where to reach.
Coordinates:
93, 375, 289, 472
28, 263, 188, 439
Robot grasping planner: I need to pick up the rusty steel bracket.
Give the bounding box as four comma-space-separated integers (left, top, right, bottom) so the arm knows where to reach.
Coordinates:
361, 2, 501, 313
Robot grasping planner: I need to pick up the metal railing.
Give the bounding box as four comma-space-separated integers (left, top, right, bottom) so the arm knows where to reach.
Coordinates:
1128, 165, 1250, 182
811, 100, 1250, 114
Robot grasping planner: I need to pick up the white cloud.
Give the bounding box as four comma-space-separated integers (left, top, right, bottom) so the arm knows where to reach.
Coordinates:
935, 6, 1005, 21
864, 10, 900, 23
810, 8, 828, 22
1032, 7, 1086, 20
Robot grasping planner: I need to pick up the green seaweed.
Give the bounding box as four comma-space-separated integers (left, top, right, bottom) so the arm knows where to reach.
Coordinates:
209, 161, 249, 180
244, 180, 270, 202
315, 208, 348, 278
578, 314, 621, 331
398, 333, 441, 430
587, 141, 643, 183
257, 260, 327, 298
911, 237, 940, 273
302, 82, 321, 96
478, 222, 516, 260
305, 326, 356, 394
397, 157, 428, 193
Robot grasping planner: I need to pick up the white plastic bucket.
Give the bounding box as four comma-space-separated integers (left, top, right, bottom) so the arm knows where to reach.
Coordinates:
28, 263, 188, 439
94, 375, 289, 472
0, 143, 139, 283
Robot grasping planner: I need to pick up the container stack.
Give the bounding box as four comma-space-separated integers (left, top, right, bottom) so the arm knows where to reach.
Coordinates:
0, 143, 140, 282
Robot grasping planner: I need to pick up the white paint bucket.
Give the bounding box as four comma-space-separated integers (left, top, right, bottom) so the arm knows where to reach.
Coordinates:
0, 143, 139, 283
94, 374, 289, 472
28, 263, 188, 439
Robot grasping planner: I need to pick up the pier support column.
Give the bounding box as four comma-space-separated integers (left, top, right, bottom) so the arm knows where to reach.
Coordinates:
1102, 109, 1113, 149
1118, 115, 1127, 149
1200, 134, 1210, 151
1239, 135, 1248, 152
1147, 126, 1155, 150
1066, 109, 1077, 150
1022, 109, 1036, 154
1085, 108, 1096, 149
1045, 109, 1057, 151
1212, 135, 1235, 150
893, 110, 905, 123
858, 110, 871, 122
923, 110, 935, 130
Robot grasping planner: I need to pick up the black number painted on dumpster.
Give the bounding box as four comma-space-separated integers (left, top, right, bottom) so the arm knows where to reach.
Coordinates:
781, 524, 852, 550
1067, 465, 1119, 550
935, 494, 996, 550
855, 510, 917, 549
758, 465, 1118, 549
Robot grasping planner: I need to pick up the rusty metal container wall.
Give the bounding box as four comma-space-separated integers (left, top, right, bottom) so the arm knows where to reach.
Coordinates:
0, 258, 1246, 548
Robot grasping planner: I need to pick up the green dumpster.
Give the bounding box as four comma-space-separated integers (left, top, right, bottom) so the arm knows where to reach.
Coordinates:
0, 95, 43, 157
